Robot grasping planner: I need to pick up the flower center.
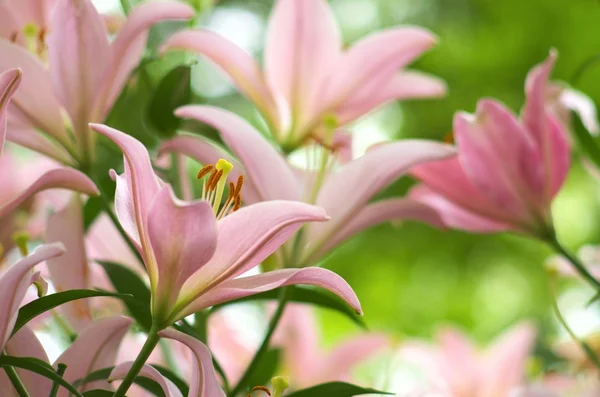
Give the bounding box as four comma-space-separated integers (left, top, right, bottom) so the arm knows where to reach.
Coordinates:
14, 23, 48, 60
197, 158, 244, 219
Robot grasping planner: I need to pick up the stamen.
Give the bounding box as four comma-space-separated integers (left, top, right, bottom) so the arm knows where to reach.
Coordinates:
248, 386, 271, 396
197, 164, 214, 179
234, 175, 244, 197
233, 195, 242, 212
10, 32, 18, 43
197, 158, 242, 217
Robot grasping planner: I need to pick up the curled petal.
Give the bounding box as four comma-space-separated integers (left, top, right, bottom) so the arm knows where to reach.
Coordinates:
6, 122, 75, 165
559, 87, 599, 135
177, 267, 361, 320
110, 362, 183, 397
0, 168, 99, 220
0, 68, 21, 155
0, 243, 66, 351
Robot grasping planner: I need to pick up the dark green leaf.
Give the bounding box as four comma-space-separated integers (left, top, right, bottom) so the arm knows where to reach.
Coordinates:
571, 109, 600, 169
212, 285, 366, 328
286, 382, 393, 397
12, 290, 130, 336
152, 364, 190, 395
147, 65, 192, 138
0, 356, 84, 397
245, 348, 281, 389
82, 390, 114, 397
135, 376, 167, 397
72, 367, 113, 389
73, 366, 168, 397
99, 261, 153, 331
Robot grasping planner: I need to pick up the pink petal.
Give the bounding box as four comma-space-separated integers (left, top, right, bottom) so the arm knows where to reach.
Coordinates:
5, 121, 75, 165
160, 328, 226, 397
304, 140, 455, 264
158, 135, 261, 204
454, 100, 545, 223
0, 68, 21, 155
47, 0, 110, 142
177, 201, 328, 312
264, 0, 341, 136
336, 70, 447, 125
523, 51, 557, 148
0, 6, 22, 44
309, 198, 444, 262
55, 316, 133, 395
0, 167, 99, 220
97, 1, 195, 116
481, 322, 536, 396
178, 267, 361, 319
175, 105, 300, 201
89, 123, 163, 278
46, 196, 93, 332
437, 328, 481, 393
148, 186, 217, 315
0, 40, 69, 144
0, 243, 65, 351
323, 27, 437, 111
110, 362, 183, 397
162, 30, 279, 129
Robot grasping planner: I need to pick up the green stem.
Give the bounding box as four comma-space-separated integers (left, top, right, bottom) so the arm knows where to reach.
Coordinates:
113, 326, 161, 397
3, 359, 29, 397
120, 0, 132, 15
228, 287, 291, 397
547, 236, 600, 292
48, 363, 67, 397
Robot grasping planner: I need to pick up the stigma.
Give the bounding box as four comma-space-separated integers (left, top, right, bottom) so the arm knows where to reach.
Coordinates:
197, 158, 244, 219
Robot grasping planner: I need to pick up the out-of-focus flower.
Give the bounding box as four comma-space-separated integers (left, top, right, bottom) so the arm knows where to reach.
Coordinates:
0, 0, 195, 166
111, 329, 225, 397
553, 332, 600, 372
546, 244, 600, 280
514, 376, 600, 397
410, 52, 570, 238
90, 123, 362, 328
0, 0, 55, 49
162, 0, 446, 150
545, 82, 599, 136
399, 323, 536, 397
160, 106, 455, 267
0, 68, 21, 155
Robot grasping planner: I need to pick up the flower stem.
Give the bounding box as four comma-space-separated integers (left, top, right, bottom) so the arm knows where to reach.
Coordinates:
113, 326, 161, 397
228, 287, 292, 397
547, 235, 600, 292
2, 358, 29, 397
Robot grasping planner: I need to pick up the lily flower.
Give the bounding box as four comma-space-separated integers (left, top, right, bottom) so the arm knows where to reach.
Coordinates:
410, 52, 570, 238
0, 68, 21, 155
111, 328, 225, 397
89, 123, 362, 327
161, 0, 446, 150
160, 106, 455, 267
0, 0, 55, 51
0, 0, 195, 166
399, 323, 536, 397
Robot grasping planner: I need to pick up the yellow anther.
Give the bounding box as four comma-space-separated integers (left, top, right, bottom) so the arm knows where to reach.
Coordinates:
198, 159, 243, 218
12, 231, 30, 256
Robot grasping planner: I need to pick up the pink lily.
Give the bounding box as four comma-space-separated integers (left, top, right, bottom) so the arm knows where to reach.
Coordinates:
0, 0, 55, 50
400, 323, 536, 397
160, 106, 455, 267
410, 52, 570, 237
89, 122, 362, 327
161, 0, 446, 149
0, 68, 21, 155
111, 329, 225, 397
0, 0, 195, 166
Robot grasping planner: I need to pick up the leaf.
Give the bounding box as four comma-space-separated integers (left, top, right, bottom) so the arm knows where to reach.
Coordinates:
285, 382, 393, 397
152, 364, 190, 395
98, 261, 153, 331
212, 285, 366, 328
572, 110, 600, 169
245, 348, 281, 389
147, 65, 192, 138
82, 390, 114, 397
0, 356, 84, 397
12, 289, 130, 336
73, 366, 168, 397
72, 367, 113, 389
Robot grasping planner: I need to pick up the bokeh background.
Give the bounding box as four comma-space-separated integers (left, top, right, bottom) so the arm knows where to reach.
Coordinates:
93, 0, 600, 367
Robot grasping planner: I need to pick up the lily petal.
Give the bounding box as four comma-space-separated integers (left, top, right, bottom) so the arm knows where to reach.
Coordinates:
6, 121, 75, 165
336, 70, 447, 125
0, 243, 65, 351
323, 27, 437, 110
55, 315, 133, 395
158, 135, 261, 204
48, 0, 110, 140
308, 198, 444, 262
305, 140, 455, 264
175, 105, 300, 201
110, 362, 183, 397
148, 186, 217, 315
163, 30, 278, 128
437, 328, 480, 392
560, 87, 599, 135
264, 0, 341, 134
0, 68, 21, 155
46, 195, 92, 332
177, 267, 361, 319
160, 328, 226, 397
0, 39, 68, 143
178, 200, 328, 309
98, 1, 195, 116
0, 167, 99, 220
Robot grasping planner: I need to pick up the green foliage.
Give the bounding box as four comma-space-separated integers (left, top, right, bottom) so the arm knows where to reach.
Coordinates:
286, 382, 393, 397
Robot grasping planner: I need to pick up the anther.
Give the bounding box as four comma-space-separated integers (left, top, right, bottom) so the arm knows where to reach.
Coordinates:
197, 164, 214, 179
233, 195, 242, 212
235, 175, 244, 197
209, 170, 224, 192
248, 386, 271, 396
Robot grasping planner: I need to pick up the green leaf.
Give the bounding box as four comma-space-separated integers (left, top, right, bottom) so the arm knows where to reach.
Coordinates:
245, 348, 281, 389
571, 109, 600, 169
212, 285, 366, 328
72, 367, 113, 389
152, 364, 190, 395
285, 382, 393, 397
147, 65, 192, 138
82, 390, 114, 397
73, 366, 168, 397
0, 356, 84, 397
12, 289, 130, 336
99, 261, 153, 331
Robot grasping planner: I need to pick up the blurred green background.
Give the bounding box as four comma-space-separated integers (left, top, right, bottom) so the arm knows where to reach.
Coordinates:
94, 0, 600, 348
